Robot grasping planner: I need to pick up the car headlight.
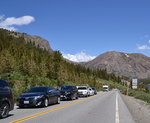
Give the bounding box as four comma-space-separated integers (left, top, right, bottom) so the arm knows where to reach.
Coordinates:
34, 95, 43, 100
66, 92, 71, 95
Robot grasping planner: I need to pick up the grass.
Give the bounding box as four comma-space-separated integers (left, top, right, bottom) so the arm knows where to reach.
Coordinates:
127, 89, 150, 103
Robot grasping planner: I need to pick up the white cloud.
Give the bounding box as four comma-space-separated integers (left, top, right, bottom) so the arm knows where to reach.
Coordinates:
137, 39, 150, 50
0, 15, 4, 20
138, 45, 150, 50
62, 51, 96, 62
0, 15, 35, 31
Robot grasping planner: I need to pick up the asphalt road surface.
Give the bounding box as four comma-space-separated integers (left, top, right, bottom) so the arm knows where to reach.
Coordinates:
1, 90, 135, 123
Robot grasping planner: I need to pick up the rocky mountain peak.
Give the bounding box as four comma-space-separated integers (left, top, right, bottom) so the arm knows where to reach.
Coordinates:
9, 31, 53, 52
82, 51, 150, 79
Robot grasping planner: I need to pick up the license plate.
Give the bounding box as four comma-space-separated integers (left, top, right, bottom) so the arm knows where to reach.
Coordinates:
24, 101, 29, 104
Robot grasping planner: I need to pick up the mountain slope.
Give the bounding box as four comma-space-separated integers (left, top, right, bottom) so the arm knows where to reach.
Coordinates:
8, 30, 53, 52
82, 51, 150, 79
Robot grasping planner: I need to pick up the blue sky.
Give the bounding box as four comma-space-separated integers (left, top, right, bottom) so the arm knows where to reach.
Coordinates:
1, 0, 150, 62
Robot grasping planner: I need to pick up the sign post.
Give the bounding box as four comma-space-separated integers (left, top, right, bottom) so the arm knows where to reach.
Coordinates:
132, 79, 138, 89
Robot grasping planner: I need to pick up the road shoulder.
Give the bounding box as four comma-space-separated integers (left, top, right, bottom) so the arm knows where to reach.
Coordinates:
121, 93, 150, 123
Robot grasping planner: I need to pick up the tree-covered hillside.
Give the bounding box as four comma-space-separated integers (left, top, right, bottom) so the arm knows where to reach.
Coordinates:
0, 29, 122, 99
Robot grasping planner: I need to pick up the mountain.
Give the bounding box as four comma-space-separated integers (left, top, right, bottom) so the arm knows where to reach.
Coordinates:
8, 31, 53, 52
81, 51, 150, 79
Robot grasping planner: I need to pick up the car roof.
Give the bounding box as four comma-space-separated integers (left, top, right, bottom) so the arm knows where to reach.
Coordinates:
30, 86, 53, 89
61, 85, 75, 87
77, 86, 88, 88
0, 79, 7, 82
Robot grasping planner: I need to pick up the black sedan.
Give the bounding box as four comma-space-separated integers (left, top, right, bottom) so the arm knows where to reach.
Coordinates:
17, 86, 60, 108
60, 85, 78, 100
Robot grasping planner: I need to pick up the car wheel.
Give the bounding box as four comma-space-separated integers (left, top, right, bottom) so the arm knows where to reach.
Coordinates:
76, 95, 78, 99
43, 98, 48, 107
57, 97, 60, 104
18, 106, 24, 108
70, 95, 74, 100
0, 102, 10, 119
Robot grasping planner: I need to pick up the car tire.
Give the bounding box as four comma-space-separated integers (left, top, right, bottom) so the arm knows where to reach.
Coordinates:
70, 95, 74, 100
76, 95, 78, 99
0, 102, 10, 119
18, 106, 24, 108
43, 98, 48, 107
57, 97, 60, 104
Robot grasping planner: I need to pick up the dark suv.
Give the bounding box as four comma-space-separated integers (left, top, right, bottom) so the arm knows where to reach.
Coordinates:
60, 85, 78, 100
0, 79, 14, 118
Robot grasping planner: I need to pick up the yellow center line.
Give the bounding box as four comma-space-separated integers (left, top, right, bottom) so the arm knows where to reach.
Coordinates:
10, 93, 103, 123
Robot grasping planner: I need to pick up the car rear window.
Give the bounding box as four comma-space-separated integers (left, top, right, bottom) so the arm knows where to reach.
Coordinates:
92, 88, 96, 90
27, 87, 47, 92
61, 86, 73, 90
78, 87, 87, 90
0, 79, 9, 87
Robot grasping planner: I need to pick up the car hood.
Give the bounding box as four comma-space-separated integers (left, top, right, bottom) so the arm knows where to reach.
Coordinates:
20, 92, 45, 97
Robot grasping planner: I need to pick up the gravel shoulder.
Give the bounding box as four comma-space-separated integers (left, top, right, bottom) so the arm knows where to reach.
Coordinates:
121, 93, 150, 123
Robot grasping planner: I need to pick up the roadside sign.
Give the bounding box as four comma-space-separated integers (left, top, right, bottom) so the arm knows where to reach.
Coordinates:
132, 79, 138, 89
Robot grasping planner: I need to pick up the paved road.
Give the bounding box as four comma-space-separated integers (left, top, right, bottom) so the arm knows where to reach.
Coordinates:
1, 91, 135, 123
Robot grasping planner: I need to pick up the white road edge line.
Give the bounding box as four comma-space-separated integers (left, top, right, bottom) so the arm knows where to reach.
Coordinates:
115, 92, 119, 123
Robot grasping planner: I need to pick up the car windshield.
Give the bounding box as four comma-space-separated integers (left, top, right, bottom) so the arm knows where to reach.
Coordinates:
103, 87, 108, 89
61, 86, 73, 90
78, 87, 87, 90
0, 79, 9, 87
27, 87, 47, 93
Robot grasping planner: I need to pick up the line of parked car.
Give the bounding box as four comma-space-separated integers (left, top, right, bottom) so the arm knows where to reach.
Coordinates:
0, 79, 97, 119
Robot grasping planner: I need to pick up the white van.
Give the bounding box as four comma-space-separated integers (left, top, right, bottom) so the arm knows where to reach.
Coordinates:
103, 85, 109, 92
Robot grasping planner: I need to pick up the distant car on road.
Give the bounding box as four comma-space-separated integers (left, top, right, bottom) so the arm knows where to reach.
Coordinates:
92, 87, 97, 95
0, 79, 14, 118
60, 85, 78, 100
17, 86, 60, 108
77, 86, 90, 97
